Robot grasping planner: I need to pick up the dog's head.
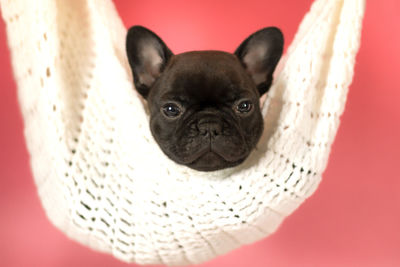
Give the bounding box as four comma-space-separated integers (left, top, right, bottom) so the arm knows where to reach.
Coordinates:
126, 26, 283, 171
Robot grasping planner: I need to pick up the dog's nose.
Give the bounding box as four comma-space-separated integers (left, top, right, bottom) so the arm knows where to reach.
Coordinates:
197, 119, 222, 137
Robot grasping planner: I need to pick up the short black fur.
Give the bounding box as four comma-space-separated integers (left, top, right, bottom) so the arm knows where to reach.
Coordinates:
126, 26, 284, 171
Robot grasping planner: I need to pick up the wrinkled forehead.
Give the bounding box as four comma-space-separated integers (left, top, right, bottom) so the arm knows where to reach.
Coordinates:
161, 51, 256, 103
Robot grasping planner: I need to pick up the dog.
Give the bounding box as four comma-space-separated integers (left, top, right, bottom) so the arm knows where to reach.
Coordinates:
126, 26, 283, 171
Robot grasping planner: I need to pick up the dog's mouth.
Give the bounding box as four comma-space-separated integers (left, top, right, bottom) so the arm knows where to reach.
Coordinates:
177, 141, 248, 171
186, 150, 247, 172
169, 118, 251, 171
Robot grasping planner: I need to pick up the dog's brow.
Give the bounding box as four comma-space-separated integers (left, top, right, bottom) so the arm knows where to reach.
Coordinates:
160, 93, 188, 103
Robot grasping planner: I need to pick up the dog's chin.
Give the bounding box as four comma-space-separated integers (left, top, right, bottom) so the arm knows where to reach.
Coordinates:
184, 151, 246, 172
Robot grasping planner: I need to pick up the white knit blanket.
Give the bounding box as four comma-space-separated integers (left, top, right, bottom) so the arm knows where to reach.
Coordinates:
1, 0, 365, 265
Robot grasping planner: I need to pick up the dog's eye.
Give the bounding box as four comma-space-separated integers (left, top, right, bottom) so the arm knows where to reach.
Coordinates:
236, 100, 253, 113
162, 103, 181, 118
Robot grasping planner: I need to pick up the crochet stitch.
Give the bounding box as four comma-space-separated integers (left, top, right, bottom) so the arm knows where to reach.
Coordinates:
1, 0, 365, 265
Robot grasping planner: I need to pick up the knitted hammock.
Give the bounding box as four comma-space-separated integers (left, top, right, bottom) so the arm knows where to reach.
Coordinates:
2, 0, 365, 265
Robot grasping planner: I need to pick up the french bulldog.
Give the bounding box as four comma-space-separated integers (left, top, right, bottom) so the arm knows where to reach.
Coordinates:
126, 26, 283, 171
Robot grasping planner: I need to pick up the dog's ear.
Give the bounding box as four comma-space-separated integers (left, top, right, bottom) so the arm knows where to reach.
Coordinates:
126, 26, 173, 98
235, 27, 284, 96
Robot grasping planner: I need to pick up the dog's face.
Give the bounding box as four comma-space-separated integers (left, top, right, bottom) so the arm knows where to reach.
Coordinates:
126, 26, 283, 171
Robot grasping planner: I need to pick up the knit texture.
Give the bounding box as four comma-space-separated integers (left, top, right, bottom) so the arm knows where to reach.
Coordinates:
1, 0, 365, 265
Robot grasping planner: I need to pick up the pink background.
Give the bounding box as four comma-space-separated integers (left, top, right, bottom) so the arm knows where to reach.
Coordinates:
1, 0, 399, 266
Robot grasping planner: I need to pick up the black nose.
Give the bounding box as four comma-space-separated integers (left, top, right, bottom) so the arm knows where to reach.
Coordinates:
197, 118, 222, 137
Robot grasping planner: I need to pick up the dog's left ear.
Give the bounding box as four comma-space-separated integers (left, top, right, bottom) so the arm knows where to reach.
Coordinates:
235, 27, 284, 96
126, 26, 173, 99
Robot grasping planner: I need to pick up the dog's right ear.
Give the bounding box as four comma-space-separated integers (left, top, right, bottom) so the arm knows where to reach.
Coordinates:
126, 26, 173, 99
235, 27, 283, 96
